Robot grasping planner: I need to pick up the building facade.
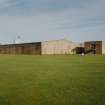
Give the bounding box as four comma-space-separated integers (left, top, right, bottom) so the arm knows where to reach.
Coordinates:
0, 40, 104, 55
0, 42, 41, 55
0, 39, 79, 55
42, 39, 79, 55
84, 41, 105, 54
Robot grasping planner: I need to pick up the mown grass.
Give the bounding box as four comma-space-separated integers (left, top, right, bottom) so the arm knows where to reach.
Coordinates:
0, 54, 105, 105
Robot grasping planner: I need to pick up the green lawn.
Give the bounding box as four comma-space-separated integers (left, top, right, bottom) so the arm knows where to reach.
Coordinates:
0, 55, 105, 105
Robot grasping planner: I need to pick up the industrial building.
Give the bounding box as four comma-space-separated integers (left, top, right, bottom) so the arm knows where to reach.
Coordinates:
84, 41, 105, 54
42, 39, 79, 54
0, 39, 79, 55
0, 39, 104, 55
0, 42, 41, 55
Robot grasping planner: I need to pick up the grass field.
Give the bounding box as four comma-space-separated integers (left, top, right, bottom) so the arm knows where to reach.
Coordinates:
0, 55, 105, 105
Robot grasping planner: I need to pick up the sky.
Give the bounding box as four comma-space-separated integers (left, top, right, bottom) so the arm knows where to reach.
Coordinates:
0, 0, 105, 44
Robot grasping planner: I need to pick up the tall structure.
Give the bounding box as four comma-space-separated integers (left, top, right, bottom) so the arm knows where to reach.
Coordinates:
14, 36, 21, 44
84, 41, 105, 54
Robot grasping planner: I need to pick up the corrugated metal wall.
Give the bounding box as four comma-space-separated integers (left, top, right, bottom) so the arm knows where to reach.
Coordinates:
0, 40, 80, 55
102, 41, 105, 54
0, 42, 41, 55
42, 39, 79, 55
84, 41, 102, 54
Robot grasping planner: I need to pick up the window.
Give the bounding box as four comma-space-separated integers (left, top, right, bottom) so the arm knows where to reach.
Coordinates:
91, 42, 96, 49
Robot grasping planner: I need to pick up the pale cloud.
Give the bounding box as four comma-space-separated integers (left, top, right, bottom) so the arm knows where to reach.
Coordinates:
0, 0, 104, 43
0, 0, 18, 9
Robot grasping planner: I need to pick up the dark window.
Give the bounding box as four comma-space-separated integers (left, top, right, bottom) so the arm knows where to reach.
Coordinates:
91, 42, 96, 49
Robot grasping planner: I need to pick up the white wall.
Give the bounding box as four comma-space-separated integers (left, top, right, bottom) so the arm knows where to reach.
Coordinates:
42, 39, 79, 55
102, 41, 105, 54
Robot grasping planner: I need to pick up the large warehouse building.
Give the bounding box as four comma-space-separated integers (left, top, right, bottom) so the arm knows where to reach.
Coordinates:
42, 39, 79, 54
84, 41, 105, 54
0, 39, 79, 55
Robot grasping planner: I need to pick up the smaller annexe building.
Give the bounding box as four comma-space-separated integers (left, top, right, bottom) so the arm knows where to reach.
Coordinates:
84, 41, 105, 54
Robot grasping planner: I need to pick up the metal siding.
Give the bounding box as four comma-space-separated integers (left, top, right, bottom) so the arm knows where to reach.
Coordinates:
85, 41, 102, 54
0, 42, 41, 55
102, 41, 105, 54
42, 40, 79, 55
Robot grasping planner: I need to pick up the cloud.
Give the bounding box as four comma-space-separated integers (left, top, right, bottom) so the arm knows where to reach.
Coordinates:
0, 0, 104, 43
0, 0, 18, 9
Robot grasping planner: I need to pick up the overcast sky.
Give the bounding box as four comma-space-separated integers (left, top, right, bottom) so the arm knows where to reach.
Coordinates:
0, 0, 105, 43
